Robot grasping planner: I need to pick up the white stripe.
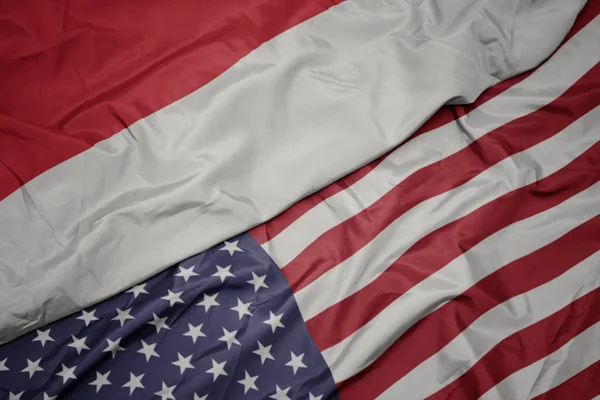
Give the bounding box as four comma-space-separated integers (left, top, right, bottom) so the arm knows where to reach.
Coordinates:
263, 15, 600, 268
297, 105, 600, 324
379, 250, 600, 399
323, 179, 600, 383
480, 321, 600, 400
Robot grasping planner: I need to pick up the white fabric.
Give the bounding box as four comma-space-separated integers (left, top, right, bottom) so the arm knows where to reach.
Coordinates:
323, 174, 600, 382
0, 0, 587, 343
480, 321, 600, 400
379, 249, 600, 399
262, 14, 600, 269
297, 104, 600, 324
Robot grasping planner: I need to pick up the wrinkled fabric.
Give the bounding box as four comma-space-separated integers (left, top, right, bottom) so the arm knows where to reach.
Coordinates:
0, 0, 588, 344
0, 234, 341, 399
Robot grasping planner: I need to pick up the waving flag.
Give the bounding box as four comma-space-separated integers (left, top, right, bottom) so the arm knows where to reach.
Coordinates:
0, 235, 339, 399
0, 0, 588, 343
1, 0, 600, 399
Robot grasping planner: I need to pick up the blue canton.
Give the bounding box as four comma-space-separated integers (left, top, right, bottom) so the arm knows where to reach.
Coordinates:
0, 233, 339, 400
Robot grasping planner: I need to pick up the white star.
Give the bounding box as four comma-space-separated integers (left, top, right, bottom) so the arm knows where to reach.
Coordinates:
269, 385, 291, 400
77, 309, 99, 326
55, 363, 77, 384
194, 395, 208, 400
127, 283, 149, 298
89, 370, 111, 393
220, 240, 243, 256
264, 311, 285, 333
247, 272, 268, 292
212, 265, 235, 283
43, 393, 57, 400
8, 392, 23, 400
147, 313, 171, 333
183, 323, 206, 344
111, 307, 135, 326
67, 335, 90, 355
172, 353, 195, 375
0, 358, 9, 372
253, 341, 275, 364
137, 340, 160, 362
237, 370, 259, 394
122, 372, 145, 395
218, 328, 241, 350
21, 358, 43, 378
309, 393, 323, 400
231, 298, 253, 319
206, 359, 227, 382
161, 290, 185, 307
103, 338, 125, 359
285, 352, 307, 375
175, 266, 199, 282
197, 293, 220, 312
154, 382, 176, 400
32, 329, 54, 347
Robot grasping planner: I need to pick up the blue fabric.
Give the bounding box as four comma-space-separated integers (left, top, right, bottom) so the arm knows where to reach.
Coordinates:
0, 233, 338, 400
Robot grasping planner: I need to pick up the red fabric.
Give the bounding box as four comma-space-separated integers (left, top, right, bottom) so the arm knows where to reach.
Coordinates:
428, 262, 600, 399
339, 213, 600, 400
249, 0, 600, 245
334, 83, 600, 399
283, 62, 600, 296
533, 360, 600, 400
0, 0, 339, 200
312, 136, 600, 354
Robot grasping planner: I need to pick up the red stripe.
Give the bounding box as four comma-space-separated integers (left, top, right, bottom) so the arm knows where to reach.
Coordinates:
249, 0, 600, 245
0, 0, 340, 201
311, 127, 600, 353
336, 143, 600, 399
283, 61, 600, 296
341, 211, 600, 395
309, 129, 600, 353
339, 262, 600, 400
532, 359, 600, 400
426, 261, 600, 399
249, 152, 388, 244
313, 136, 600, 354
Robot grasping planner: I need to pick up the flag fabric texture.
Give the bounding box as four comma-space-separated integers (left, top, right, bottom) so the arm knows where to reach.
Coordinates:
1, 0, 600, 399
0, 0, 589, 343
0, 234, 340, 400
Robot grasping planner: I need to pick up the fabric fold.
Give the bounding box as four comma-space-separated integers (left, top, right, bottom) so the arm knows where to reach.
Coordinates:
0, 0, 588, 343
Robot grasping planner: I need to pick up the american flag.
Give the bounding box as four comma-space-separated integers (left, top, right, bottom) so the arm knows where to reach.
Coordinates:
0, 234, 338, 400
252, 4, 600, 399
1, 1, 600, 400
